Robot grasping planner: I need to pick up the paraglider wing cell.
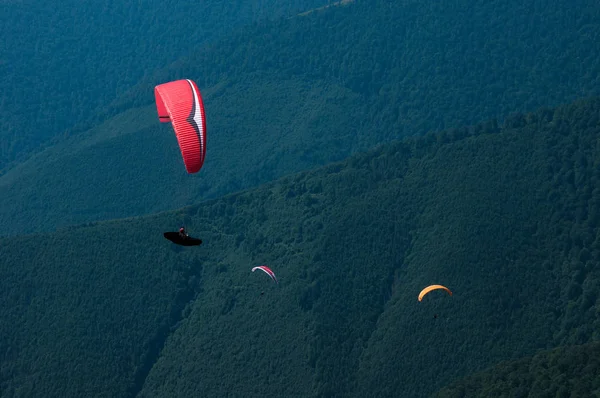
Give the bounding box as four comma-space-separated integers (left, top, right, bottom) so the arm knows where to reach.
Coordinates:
418, 285, 452, 301
154, 79, 206, 173
252, 265, 278, 283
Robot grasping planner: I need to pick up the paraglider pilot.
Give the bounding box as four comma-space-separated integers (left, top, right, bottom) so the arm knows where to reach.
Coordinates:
179, 226, 188, 239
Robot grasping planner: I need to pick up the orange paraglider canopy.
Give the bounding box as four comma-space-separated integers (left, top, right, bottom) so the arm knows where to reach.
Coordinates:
418, 285, 452, 301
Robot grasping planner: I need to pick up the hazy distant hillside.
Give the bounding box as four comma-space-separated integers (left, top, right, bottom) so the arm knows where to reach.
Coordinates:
0, 0, 327, 168
435, 342, 600, 397
3, 97, 599, 396
0, 75, 362, 235
2, 0, 599, 236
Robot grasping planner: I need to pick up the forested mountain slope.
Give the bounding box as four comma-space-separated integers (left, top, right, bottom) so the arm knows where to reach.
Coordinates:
139, 98, 600, 397
3, 97, 599, 396
0, 0, 327, 168
434, 342, 600, 397
2, 0, 599, 236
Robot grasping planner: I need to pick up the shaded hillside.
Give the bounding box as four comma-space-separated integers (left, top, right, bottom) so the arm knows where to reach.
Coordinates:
3, 0, 600, 235
0, 0, 327, 169
113, 0, 600, 124
0, 217, 205, 397
2, 97, 600, 397
350, 100, 600, 396
0, 76, 363, 235
434, 342, 600, 397
139, 98, 600, 397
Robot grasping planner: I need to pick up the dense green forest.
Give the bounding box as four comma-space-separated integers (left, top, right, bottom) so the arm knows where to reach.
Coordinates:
2, 97, 600, 396
2, 0, 599, 236
0, 0, 327, 169
435, 342, 600, 397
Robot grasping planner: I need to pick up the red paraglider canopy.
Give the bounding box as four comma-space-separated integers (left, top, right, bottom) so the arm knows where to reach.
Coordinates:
252, 265, 278, 284
155, 79, 206, 173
